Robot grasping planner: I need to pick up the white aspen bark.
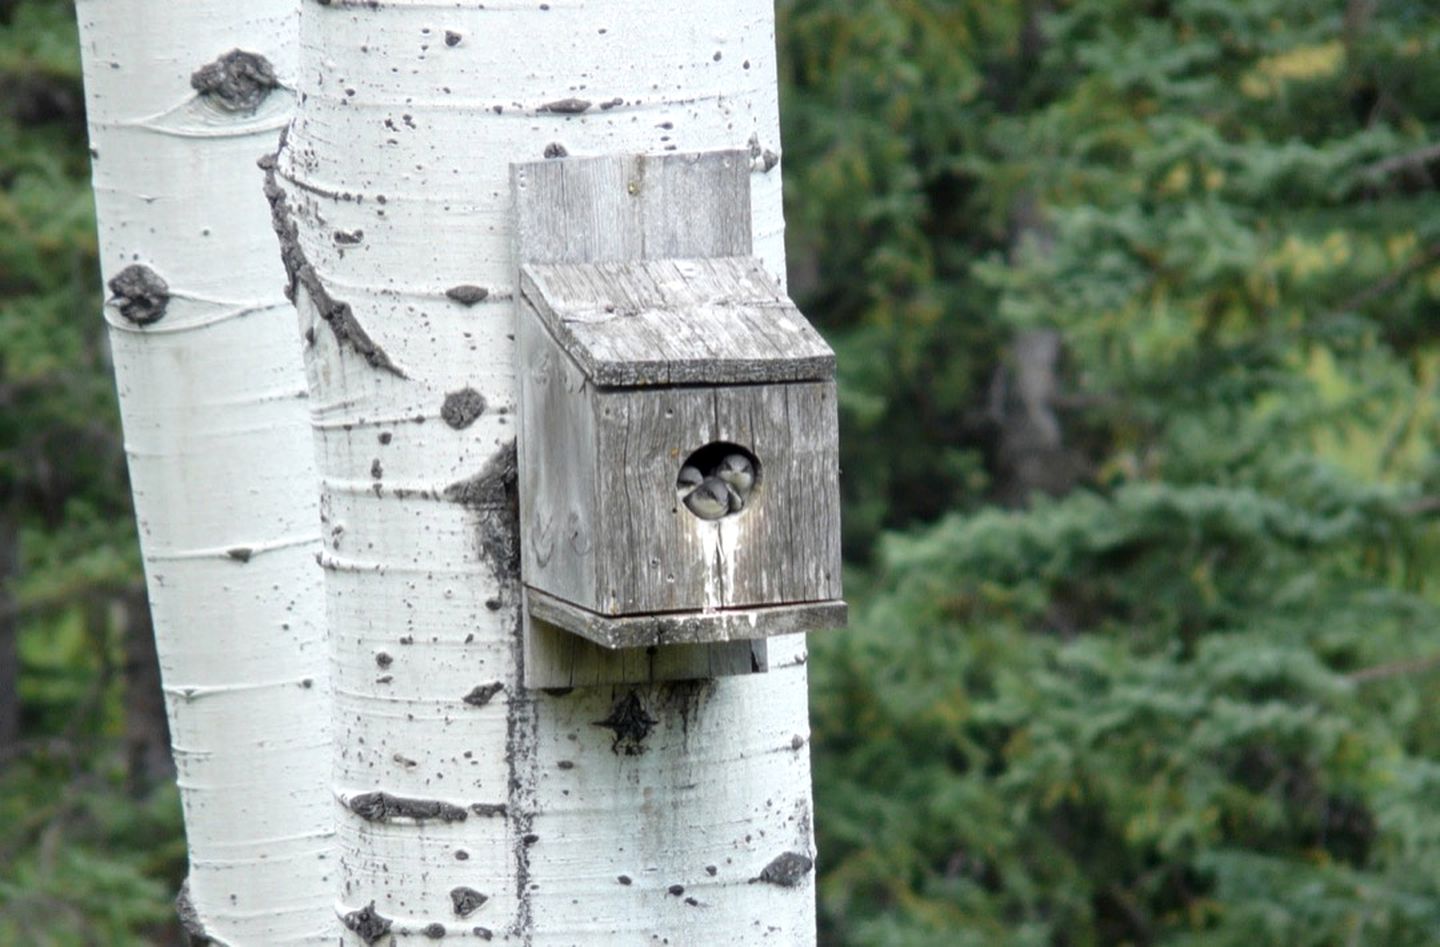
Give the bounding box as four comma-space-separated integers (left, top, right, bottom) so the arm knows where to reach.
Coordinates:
76, 3, 334, 943
272, 1, 815, 942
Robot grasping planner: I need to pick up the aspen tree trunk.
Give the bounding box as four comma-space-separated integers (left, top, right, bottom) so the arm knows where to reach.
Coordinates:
75, 3, 334, 942
270, 2, 817, 941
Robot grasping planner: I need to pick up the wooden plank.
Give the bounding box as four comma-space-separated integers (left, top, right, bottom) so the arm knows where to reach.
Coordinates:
523, 597, 768, 689
516, 299, 600, 610
592, 381, 843, 614
718, 380, 844, 606
518, 256, 835, 387
527, 586, 846, 650
511, 151, 752, 265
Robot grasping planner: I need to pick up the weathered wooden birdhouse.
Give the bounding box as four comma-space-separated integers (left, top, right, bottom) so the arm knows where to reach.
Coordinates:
512, 150, 845, 688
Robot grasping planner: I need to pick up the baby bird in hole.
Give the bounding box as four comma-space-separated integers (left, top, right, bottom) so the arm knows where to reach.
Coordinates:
715, 453, 755, 494
676, 453, 754, 520
684, 477, 741, 520
677, 464, 705, 493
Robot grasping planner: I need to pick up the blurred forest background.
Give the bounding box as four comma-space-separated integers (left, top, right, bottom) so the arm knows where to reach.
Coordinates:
4, 0, 1440, 943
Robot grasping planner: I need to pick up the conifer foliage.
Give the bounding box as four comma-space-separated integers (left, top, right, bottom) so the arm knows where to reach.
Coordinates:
781, 0, 1440, 943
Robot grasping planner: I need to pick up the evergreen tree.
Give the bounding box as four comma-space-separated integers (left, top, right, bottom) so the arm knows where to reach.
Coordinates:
783, 0, 1440, 943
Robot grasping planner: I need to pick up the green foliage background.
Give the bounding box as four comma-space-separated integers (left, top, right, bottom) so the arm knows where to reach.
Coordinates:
3, 0, 1440, 943
1, 0, 188, 944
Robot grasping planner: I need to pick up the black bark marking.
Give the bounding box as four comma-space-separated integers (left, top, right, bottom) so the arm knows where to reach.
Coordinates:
617, 875, 632, 885
175, 879, 215, 945
543, 142, 568, 159
747, 132, 780, 173
463, 682, 504, 707
667, 884, 685, 896
659, 679, 713, 738
259, 140, 404, 377
446, 284, 489, 306
370, 458, 383, 480
504, 594, 537, 942
441, 388, 487, 429
444, 440, 520, 584
422, 922, 447, 938
348, 791, 467, 823
450, 886, 488, 917
191, 50, 278, 112
342, 901, 393, 945
474, 929, 494, 941
755, 851, 813, 888
375, 651, 392, 668
598, 97, 624, 110
107, 264, 169, 326
225, 547, 253, 563
540, 97, 591, 114
334, 228, 364, 245
594, 690, 656, 756
445, 30, 462, 46
470, 802, 507, 818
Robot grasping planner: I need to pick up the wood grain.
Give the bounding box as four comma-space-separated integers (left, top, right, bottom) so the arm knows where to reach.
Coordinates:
512, 150, 752, 265
512, 150, 845, 685
528, 587, 845, 650
592, 380, 843, 615
519, 256, 835, 387
522, 596, 770, 689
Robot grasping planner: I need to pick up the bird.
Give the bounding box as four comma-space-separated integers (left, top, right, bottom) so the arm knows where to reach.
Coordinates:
676, 465, 705, 493
684, 476, 743, 520
715, 453, 755, 498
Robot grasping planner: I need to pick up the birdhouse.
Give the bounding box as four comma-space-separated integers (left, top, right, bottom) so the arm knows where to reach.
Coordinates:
511, 150, 845, 688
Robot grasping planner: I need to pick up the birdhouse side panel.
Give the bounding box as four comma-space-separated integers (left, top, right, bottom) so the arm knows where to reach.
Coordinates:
592, 381, 842, 615
517, 307, 602, 612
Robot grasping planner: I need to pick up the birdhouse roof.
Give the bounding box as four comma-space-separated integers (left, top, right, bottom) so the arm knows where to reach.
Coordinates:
518, 256, 835, 387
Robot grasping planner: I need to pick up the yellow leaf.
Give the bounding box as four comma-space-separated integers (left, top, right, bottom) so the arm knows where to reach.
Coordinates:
1261, 41, 1345, 81
1160, 163, 1192, 195
1240, 41, 1345, 98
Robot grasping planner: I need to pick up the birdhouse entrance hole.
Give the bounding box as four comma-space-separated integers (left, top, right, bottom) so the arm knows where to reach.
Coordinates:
676, 442, 760, 521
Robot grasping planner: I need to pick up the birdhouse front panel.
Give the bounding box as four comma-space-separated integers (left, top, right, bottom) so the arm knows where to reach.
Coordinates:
589, 378, 842, 616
